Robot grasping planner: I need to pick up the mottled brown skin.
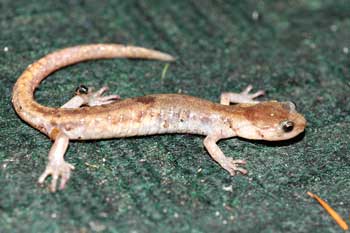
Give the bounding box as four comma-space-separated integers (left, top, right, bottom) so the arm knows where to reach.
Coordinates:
11, 44, 306, 192
12, 44, 175, 138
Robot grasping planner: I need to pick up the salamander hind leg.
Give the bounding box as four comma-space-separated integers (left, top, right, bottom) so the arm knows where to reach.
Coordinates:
62, 85, 120, 108
38, 132, 75, 192
203, 135, 247, 175
220, 85, 265, 105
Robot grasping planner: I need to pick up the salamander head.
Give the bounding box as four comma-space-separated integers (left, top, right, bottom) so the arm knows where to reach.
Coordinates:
233, 101, 306, 141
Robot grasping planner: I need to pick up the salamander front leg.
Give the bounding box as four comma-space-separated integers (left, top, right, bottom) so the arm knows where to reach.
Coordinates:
203, 135, 247, 175
220, 85, 265, 105
38, 132, 74, 192
62, 85, 120, 108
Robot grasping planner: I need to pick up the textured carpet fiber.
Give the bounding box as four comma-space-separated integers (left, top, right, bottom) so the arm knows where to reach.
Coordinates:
0, 0, 349, 232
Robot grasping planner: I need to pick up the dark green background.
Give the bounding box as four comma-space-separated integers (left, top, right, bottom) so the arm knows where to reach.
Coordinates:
1, 0, 349, 232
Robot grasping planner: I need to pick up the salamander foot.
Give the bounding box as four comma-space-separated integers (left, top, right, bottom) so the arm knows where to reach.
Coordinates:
38, 160, 75, 192
221, 158, 247, 176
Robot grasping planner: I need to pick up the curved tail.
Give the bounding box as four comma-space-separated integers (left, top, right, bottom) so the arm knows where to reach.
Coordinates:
12, 44, 175, 131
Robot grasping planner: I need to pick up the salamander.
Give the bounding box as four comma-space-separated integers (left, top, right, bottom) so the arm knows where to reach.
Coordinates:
12, 44, 306, 192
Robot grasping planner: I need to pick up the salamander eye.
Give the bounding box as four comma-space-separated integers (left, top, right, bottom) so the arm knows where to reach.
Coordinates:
281, 120, 294, 132
75, 85, 89, 95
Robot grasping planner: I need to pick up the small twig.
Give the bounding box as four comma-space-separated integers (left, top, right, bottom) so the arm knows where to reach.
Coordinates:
307, 191, 349, 230
85, 162, 99, 169
161, 63, 170, 81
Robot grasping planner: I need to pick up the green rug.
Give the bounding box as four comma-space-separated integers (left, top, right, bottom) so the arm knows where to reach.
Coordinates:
1, 0, 349, 232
